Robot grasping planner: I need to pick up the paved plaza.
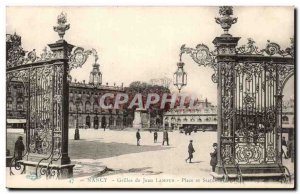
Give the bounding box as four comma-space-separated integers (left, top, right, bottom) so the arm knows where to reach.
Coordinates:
7, 128, 294, 188
69, 129, 216, 179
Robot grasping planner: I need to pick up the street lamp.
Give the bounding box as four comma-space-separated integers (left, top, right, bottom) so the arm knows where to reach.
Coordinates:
173, 61, 187, 93
74, 97, 81, 140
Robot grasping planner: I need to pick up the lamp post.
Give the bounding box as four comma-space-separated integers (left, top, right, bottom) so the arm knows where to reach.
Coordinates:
74, 97, 80, 140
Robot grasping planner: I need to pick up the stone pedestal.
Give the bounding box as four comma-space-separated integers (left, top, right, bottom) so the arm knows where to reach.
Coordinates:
19, 160, 75, 179
211, 164, 287, 181
133, 109, 142, 129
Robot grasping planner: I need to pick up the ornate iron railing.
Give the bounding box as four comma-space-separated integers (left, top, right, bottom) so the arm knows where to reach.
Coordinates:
177, 6, 294, 175
6, 12, 99, 179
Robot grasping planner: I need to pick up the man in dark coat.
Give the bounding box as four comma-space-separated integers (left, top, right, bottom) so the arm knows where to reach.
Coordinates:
281, 136, 288, 159
14, 136, 25, 161
185, 140, 195, 163
154, 130, 158, 143
162, 129, 169, 146
136, 129, 141, 146
210, 143, 218, 172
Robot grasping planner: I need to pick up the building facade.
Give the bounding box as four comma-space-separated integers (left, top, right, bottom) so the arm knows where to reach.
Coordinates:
163, 99, 218, 131
66, 61, 132, 129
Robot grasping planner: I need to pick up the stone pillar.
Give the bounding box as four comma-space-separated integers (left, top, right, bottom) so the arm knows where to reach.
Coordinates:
47, 40, 75, 178
48, 39, 74, 166
213, 35, 240, 175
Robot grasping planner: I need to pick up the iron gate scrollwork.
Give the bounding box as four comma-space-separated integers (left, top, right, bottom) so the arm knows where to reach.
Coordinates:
177, 6, 294, 168
7, 61, 67, 178
7, 12, 100, 178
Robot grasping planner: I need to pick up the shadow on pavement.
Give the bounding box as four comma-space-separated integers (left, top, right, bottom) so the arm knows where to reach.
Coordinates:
69, 140, 171, 160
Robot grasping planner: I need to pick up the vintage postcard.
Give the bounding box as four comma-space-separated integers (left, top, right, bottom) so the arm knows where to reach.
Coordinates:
6, 6, 295, 189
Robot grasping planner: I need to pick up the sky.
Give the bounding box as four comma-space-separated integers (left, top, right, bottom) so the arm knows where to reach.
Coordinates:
6, 6, 294, 104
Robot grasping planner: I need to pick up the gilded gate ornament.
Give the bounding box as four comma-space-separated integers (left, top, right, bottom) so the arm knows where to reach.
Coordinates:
235, 143, 264, 164
215, 6, 237, 36
69, 47, 98, 70
236, 38, 294, 57
180, 44, 215, 67
53, 12, 70, 40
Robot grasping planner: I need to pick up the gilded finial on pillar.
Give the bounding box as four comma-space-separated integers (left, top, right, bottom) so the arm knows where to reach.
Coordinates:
215, 6, 237, 36
53, 12, 70, 40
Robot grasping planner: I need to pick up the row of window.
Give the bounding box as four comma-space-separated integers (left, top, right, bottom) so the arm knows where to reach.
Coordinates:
165, 116, 217, 122
69, 115, 132, 127
70, 90, 119, 96
69, 101, 124, 113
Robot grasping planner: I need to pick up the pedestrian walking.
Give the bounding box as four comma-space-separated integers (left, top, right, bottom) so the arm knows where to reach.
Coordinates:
14, 136, 25, 161
210, 143, 218, 172
136, 129, 141, 146
154, 130, 158, 143
185, 140, 195, 163
162, 129, 169, 146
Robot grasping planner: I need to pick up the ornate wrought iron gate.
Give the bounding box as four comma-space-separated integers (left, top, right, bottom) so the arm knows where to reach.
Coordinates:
176, 6, 294, 178
7, 42, 73, 178
7, 12, 96, 178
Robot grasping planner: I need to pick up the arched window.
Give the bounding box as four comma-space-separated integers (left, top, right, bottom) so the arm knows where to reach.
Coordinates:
69, 101, 73, 112
78, 102, 83, 112
16, 97, 24, 111
86, 115, 91, 128
109, 116, 114, 126
116, 116, 122, 127
85, 101, 91, 113
7, 97, 13, 110
93, 101, 98, 113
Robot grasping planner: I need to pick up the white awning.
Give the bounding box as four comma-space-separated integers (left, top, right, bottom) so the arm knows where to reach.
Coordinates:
7, 119, 26, 124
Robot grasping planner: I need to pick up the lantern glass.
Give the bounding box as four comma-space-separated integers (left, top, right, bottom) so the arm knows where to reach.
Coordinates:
173, 65, 187, 91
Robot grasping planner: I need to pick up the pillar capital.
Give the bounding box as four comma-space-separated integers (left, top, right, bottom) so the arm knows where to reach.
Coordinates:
213, 36, 240, 55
